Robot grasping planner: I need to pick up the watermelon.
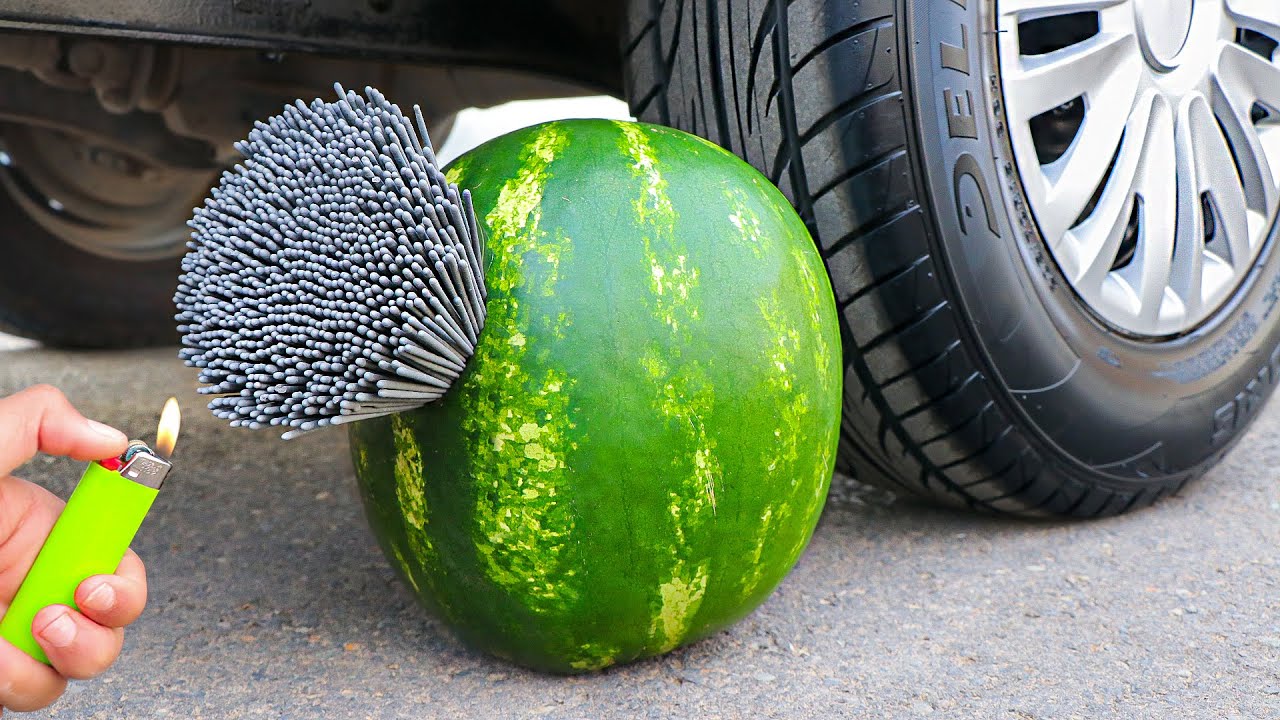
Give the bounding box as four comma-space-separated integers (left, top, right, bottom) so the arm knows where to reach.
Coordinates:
348, 119, 841, 673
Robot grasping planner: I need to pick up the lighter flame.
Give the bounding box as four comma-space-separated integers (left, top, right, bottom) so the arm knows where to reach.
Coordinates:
156, 397, 181, 458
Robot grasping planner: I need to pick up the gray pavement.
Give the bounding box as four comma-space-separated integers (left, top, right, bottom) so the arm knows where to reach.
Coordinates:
0, 338, 1277, 719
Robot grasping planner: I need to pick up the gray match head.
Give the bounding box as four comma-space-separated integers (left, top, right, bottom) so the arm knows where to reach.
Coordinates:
176, 84, 488, 438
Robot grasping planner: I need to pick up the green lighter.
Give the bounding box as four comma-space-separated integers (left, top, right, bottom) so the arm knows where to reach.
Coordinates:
0, 398, 180, 664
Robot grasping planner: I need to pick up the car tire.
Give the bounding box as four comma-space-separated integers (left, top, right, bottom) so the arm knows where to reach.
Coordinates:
622, 0, 1280, 516
0, 183, 180, 348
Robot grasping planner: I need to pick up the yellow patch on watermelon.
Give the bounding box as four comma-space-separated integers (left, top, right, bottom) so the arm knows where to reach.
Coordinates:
354, 445, 370, 476
443, 158, 471, 187
388, 540, 421, 595
721, 180, 833, 600
567, 642, 621, 672
618, 122, 701, 336
618, 122, 725, 650
463, 125, 581, 615
650, 561, 709, 652
725, 187, 768, 260
741, 505, 777, 598
392, 415, 435, 566
791, 245, 836, 396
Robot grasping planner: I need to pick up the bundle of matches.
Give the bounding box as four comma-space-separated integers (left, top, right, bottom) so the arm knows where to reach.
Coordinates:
175, 84, 487, 439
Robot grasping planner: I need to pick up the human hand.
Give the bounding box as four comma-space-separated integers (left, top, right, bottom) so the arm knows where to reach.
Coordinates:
0, 385, 149, 714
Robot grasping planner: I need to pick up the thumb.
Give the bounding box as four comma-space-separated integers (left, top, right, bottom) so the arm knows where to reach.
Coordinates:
0, 386, 127, 476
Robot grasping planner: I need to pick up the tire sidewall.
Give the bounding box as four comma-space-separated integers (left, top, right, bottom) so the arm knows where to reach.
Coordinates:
904, 0, 1280, 484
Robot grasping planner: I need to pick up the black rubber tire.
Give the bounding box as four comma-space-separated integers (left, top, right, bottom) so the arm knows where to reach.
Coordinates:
0, 185, 180, 348
622, 0, 1280, 516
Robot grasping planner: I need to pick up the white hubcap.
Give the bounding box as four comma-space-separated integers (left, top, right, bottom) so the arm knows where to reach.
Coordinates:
997, 0, 1280, 336
1136, 0, 1194, 68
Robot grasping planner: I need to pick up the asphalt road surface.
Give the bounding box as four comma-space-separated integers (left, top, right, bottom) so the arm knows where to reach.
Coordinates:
0, 336, 1276, 719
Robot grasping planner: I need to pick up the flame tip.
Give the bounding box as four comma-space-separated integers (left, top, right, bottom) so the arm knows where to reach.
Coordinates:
156, 397, 182, 459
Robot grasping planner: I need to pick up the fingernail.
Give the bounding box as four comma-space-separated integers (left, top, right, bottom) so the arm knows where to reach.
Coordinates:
85, 419, 127, 444
39, 613, 76, 648
82, 580, 116, 612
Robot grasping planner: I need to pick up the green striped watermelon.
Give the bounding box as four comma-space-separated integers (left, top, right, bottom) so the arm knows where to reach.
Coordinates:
348, 119, 841, 673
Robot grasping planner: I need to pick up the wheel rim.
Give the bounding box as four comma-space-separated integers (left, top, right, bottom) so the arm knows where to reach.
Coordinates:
996, 0, 1280, 337
0, 124, 217, 262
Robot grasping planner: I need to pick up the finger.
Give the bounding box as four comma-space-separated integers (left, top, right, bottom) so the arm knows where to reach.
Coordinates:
76, 552, 148, 628
0, 385, 128, 476
32, 605, 123, 681
0, 634, 66, 712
